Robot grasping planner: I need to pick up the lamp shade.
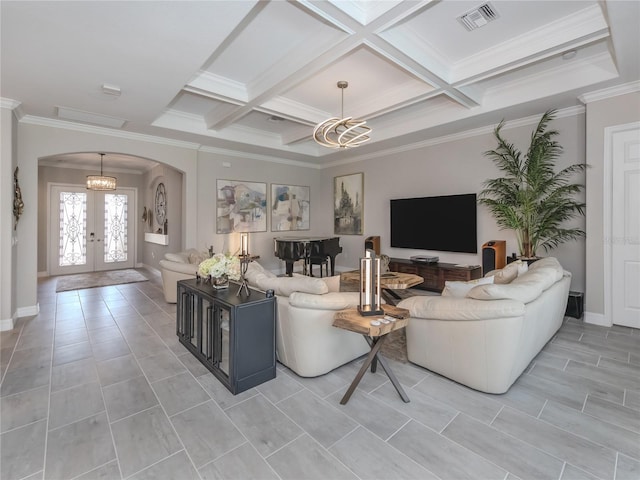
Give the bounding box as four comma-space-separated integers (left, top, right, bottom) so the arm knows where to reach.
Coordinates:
87, 153, 117, 191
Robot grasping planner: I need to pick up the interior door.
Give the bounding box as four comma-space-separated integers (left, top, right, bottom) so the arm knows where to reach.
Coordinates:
50, 185, 135, 276
611, 124, 640, 328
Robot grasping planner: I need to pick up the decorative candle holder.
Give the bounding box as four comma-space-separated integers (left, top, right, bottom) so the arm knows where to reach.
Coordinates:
236, 233, 251, 297
358, 249, 383, 316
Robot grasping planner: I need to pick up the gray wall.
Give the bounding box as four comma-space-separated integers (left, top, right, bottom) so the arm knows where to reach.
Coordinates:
323, 112, 587, 292
195, 152, 322, 272
585, 91, 640, 321
0, 107, 18, 329
139, 164, 184, 271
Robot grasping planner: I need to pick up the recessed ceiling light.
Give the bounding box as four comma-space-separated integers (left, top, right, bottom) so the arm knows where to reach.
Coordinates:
562, 50, 577, 60
268, 115, 285, 123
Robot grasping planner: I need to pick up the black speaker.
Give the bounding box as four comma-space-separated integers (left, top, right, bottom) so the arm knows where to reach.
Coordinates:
482, 240, 506, 274
566, 291, 584, 319
365, 236, 380, 255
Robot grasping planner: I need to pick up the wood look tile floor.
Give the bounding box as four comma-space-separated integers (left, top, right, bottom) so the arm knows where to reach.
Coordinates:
1, 269, 639, 480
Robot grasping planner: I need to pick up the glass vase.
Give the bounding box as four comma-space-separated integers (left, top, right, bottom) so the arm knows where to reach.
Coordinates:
211, 274, 229, 289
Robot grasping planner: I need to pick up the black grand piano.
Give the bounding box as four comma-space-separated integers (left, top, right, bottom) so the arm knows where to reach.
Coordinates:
274, 237, 342, 277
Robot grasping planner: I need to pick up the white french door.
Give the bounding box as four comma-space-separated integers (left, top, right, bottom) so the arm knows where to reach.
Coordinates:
49, 185, 136, 276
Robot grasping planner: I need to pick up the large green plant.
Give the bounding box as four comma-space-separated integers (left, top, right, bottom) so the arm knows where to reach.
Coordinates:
479, 109, 587, 258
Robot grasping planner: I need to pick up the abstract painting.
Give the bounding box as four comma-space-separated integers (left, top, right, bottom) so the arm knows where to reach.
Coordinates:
216, 180, 267, 233
271, 184, 310, 231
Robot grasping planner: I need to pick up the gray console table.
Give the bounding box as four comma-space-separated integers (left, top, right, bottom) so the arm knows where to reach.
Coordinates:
176, 279, 276, 394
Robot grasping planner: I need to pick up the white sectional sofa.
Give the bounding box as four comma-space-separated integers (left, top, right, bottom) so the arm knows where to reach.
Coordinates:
159, 249, 209, 303
245, 262, 368, 377
398, 257, 571, 394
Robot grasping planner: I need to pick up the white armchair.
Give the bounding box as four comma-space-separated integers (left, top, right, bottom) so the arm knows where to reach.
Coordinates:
159, 249, 209, 303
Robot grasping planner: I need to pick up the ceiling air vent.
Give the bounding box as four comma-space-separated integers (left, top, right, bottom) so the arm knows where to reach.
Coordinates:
458, 3, 499, 31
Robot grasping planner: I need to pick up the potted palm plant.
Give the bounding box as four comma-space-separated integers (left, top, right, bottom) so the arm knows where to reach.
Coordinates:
479, 109, 587, 260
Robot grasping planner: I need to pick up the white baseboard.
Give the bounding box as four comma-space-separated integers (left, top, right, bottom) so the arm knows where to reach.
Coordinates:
583, 311, 610, 327
140, 263, 161, 276
17, 303, 40, 318
37, 270, 48, 277
0, 316, 15, 332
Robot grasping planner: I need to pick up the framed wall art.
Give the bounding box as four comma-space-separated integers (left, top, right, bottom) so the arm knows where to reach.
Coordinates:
271, 184, 310, 231
334, 172, 363, 235
216, 179, 267, 233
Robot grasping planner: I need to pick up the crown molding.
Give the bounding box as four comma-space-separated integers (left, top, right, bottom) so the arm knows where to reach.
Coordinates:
0, 98, 21, 110
577, 80, 640, 104
198, 145, 321, 170
323, 105, 585, 169
19, 115, 201, 150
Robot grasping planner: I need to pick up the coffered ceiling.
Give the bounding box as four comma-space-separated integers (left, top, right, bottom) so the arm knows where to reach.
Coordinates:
2, 1, 639, 168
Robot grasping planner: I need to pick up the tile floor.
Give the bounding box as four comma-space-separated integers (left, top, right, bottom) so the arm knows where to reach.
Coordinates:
1, 269, 639, 480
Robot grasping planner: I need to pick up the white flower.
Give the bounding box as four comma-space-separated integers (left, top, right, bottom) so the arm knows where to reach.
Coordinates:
198, 253, 241, 281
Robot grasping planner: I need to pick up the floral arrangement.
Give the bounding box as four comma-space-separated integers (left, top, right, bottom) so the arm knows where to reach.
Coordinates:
198, 253, 241, 281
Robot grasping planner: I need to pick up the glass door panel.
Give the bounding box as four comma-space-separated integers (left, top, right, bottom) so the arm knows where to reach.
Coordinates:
50, 185, 135, 275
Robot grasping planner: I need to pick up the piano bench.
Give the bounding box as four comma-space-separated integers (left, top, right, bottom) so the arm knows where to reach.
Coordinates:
309, 256, 329, 277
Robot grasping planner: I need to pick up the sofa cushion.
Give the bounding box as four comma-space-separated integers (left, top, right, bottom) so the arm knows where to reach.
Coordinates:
164, 252, 189, 263
512, 266, 561, 292
399, 295, 525, 320
256, 274, 329, 297
289, 291, 360, 310
528, 257, 564, 279
442, 275, 494, 298
244, 262, 276, 287
467, 275, 543, 303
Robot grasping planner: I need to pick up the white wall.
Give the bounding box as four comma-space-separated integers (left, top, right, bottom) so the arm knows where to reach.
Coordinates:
323, 111, 587, 292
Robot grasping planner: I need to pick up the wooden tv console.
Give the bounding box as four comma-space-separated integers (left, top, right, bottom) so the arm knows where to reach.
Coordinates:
387, 258, 482, 293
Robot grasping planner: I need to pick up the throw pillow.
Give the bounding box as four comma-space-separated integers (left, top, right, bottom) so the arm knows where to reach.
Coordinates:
441, 275, 494, 298
188, 252, 208, 265
517, 261, 529, 276
484, 261, 520, 284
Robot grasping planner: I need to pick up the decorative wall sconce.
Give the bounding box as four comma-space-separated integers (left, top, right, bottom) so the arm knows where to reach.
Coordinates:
358, 249, 383, 316
13, 167, 24, 230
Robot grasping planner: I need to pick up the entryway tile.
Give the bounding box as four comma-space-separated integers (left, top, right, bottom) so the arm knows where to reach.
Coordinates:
171, 400, 244, 468
51, 357, 98, 392
151, 372, 210, 416
48, 381, 105, 430
0, 419, 46, 480
266, 433, 356, 480
103, 375, 158, 422
137, 350, 186, 382
225, 394, 302, 457
198, 443, 277, 480
129, 451, 199, 480
111, 405, 182, 478
332, 426, 439, 480
96, 354, 142, 386
0, 385, 49, 433
44, 412, 116, 479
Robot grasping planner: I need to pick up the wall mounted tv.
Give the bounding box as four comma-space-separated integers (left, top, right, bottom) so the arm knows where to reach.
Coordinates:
390, 193, 478, 253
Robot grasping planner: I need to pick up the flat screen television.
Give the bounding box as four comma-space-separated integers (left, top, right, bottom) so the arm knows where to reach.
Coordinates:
390, 193, 477, 253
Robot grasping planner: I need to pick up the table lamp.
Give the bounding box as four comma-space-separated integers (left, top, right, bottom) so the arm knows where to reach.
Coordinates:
358, 249, 383, 316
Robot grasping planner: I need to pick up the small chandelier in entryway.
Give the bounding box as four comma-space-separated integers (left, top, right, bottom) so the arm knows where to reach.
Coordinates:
86, 153, 117, 191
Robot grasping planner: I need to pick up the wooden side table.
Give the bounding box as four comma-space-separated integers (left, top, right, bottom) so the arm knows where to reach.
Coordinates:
339, 270, 423, 305
333, 305, 411, 405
